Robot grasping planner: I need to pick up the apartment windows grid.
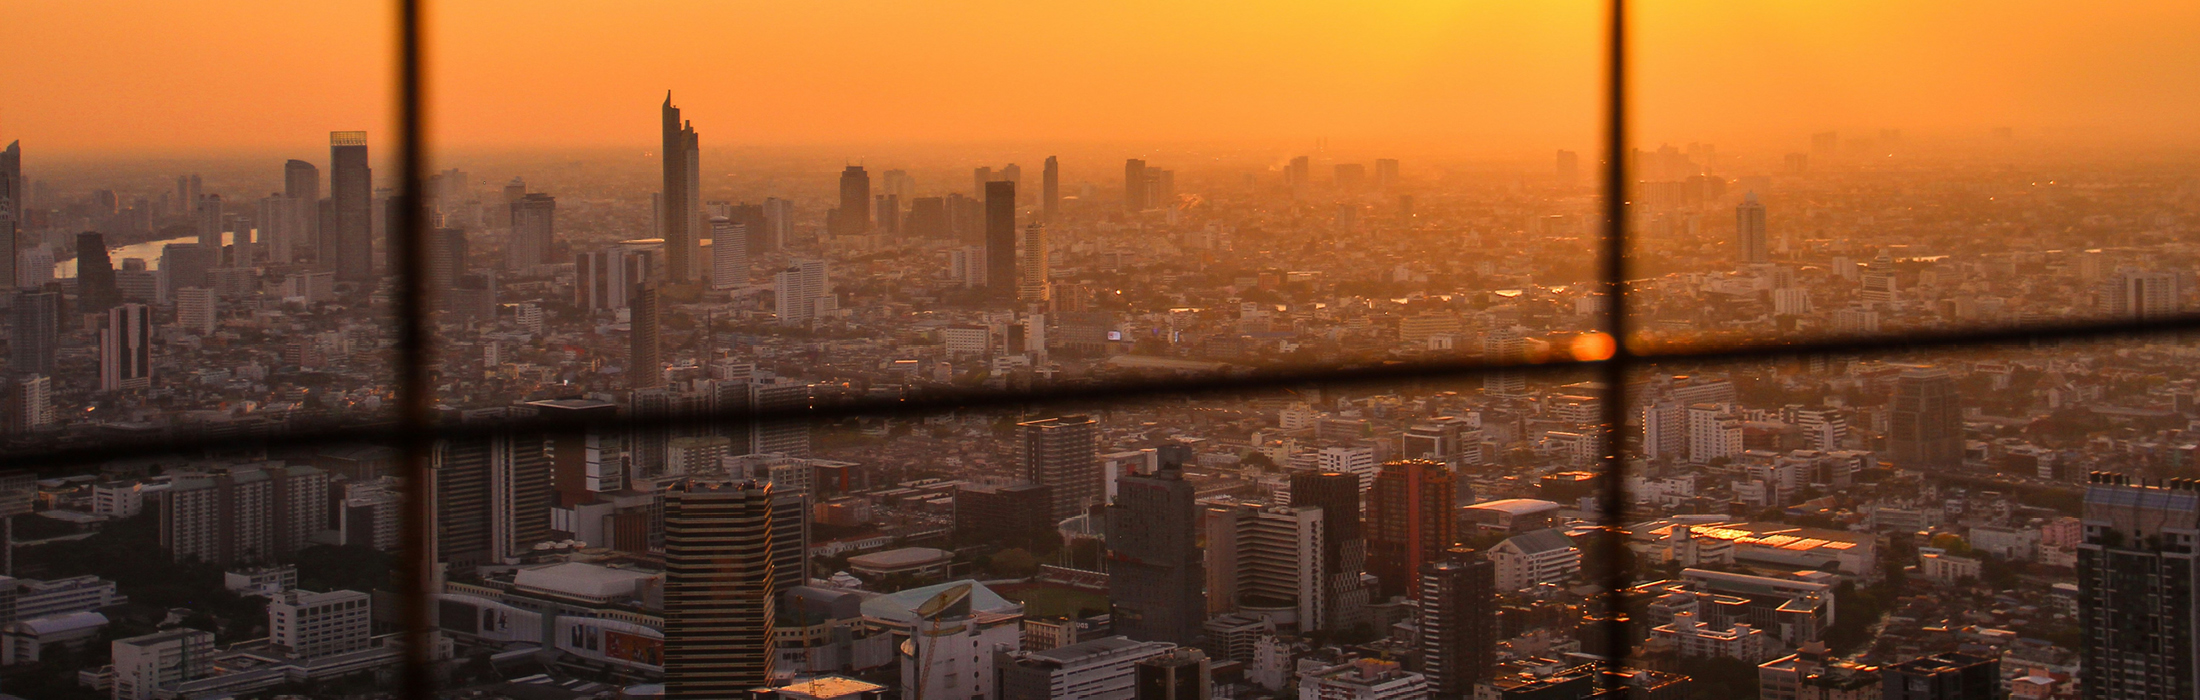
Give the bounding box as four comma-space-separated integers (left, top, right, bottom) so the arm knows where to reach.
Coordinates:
10, 3, 2192, 699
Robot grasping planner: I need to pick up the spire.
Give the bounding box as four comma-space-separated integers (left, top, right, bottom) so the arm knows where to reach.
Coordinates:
664, 90, 673, 106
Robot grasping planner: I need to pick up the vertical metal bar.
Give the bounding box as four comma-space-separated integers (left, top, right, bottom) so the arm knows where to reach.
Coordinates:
1596, 0, 1635, 692
393, 0, 435, 697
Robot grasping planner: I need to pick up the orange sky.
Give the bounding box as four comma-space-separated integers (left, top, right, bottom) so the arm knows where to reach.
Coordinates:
5, 1, 2196, 157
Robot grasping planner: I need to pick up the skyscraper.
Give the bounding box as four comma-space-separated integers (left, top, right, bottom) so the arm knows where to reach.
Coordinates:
1106, 446, 1206, 646
1889, 366, 1960, 470
709, 216, 746, 290
1205, 501, 1326, 627
836, 165, 872, 236
160, 242, 217, 301
0, 141, 19, 290
773, 259, 832, 324
985, 180, 1017, 302
1737, 191, 1769, 265
1019, 223, 1049, 304
1290, 470, 1367, 631
629, 283, 663, 389
74, 233, 114, 316
2078, 472, 2198, 700
508, 193, 555, 269
1367, 459, 1455, 600
662, 478, 777, 698
2103, 269, 2181, 320
1419, 548, 1497, 697
327, 131, 373, 282
1124, 159, 1147, 212
99, 303, 153, 391
1022, 415, 1100, 521
661, 93, 701, 283
8, 289, 60, 376
1042, 156, 1061, 222
431, 432, 553, 567
1134, 648, 1211, 700
195, 193, 225, 249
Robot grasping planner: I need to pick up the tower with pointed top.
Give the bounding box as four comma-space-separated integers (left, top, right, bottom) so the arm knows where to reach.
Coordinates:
662, 93, 700, 283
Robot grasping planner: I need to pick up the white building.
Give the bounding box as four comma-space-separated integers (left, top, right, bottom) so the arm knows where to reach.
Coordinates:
775, 258, 834, 324
1918, 552, 1981, 584
1205, 502, 1326, 629
92, 481, 166, 519
1318, 446, 1378, 493
1, 611, 107, 665
1296, 658, 1429, 700
942, 325, 991, 357
996, 636, 1173, 700
224, 566, 298, 598
1686, 403, 1741, 464
13, 575, 125, 620
711, 217, 748, 290
268, 589, 372, 660
1488, 529, 1581, 591
1651, 611, 1772, 661
862, 580, 1024, 700
111, 628, 215, 700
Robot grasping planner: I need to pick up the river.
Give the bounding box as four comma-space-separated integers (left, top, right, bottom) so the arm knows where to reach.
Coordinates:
54, 234, 228, 277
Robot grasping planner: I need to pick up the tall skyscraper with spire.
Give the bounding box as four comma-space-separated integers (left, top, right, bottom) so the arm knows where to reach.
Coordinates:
661, 93, 700, 283
1042, 156, 1060, 222
326, 132, 373, 282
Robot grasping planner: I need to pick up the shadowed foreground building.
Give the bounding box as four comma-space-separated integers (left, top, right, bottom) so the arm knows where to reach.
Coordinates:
662, 478, 777, 698
1107, 443, 1204, 646
2077, 471, 2197, 700
1367, 459, 1454, 599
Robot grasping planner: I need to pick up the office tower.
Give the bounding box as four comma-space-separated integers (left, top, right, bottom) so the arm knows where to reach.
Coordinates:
985, 180, 1018, 302
2103, 269, 2181, 319
710, 217, 747, 290
629, 283, 663, 389
1483, 326, 1527, 396
228, 212, 255, 266
1420, 548, 1497, 697
508, 192, 555, 269
99, 304, 153, 391
1889, 366, 1961, 470
327, 131, 372, 282
774, 259, 833, 324
174, 288, 216, 335
973, 166, 996, 195
873, 194, 901, 237
1205, 501, 1326, 626
112, 629, 216, 700
2078, 473, 2198, 699
1043, 156, 1061, 222
8, 289, 59, 376
255, 193, 304, 265
835, 165, 871, 236
6, 375, 54, 433
283, 158, 319, 254
15, 247, 51, 288
1289, 470, 1367, 630
0, 141, 17, 291
1022, 415, 1100, 521
1367, 459, 1455, 600
1881, 652, 2000, 700
1124, 159, 1147, 212
1019, 223, 1050, 303
1736, 191, 1769, 265
1287, 156, 1311, 199
762, 197, 793, 249
662, 478, 778, 698
1107, 449, 1206, 646
195, 194, 225, 249
159, 243, 216, 301
661, 94, 701, 283
268, 589, 371, 660
425, 227, 467, 292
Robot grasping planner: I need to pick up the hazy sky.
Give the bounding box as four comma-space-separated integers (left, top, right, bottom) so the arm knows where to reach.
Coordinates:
6, 1, 2196, 157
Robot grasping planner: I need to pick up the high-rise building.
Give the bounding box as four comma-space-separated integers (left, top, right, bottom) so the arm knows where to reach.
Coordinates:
1889, 366, 1961, 470
1205, 501, 1326, 626
425, 227, 468, 293
748, 377, 817, 458
2102, 269, 2180, 320
2078, 472, 2199, 700
327, 131, 373, 282
1124, 159, 1147, 212
76, 232, 118, 314
99, 303, 153, 391
509, 192, 555, 269
1881, 652, 1999, 700
661, 94, 701, 283
432, 430, 555, 567
195, 193, 225, 249
1419, 548, 1497, 697
283, 159, 320, 261
1367, 459, 1455, 600
1106, 446, 1205, 646
159, 242, 217, 301
986, 180, 1018, 302
158, 464, 330, 566
662, 478, 778, 698
1019, 223, 1050, 303
7, 289, 59, 376
268, 589, 372, 660
774, 258, 833, 324
1737, 191, 1769, 266
576, 246, 651, 311
629, 283, 663, 389
710, 217, 747, 290
835, 165, 871, 236
6, 375, 54, 433
174, 287, 216, 335
1022, 415, 1100, 521
1043, 156, 1061, 222
0, 141, 18, 289
1484, 326, 1528, 397
1289, 470, 1367, 631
